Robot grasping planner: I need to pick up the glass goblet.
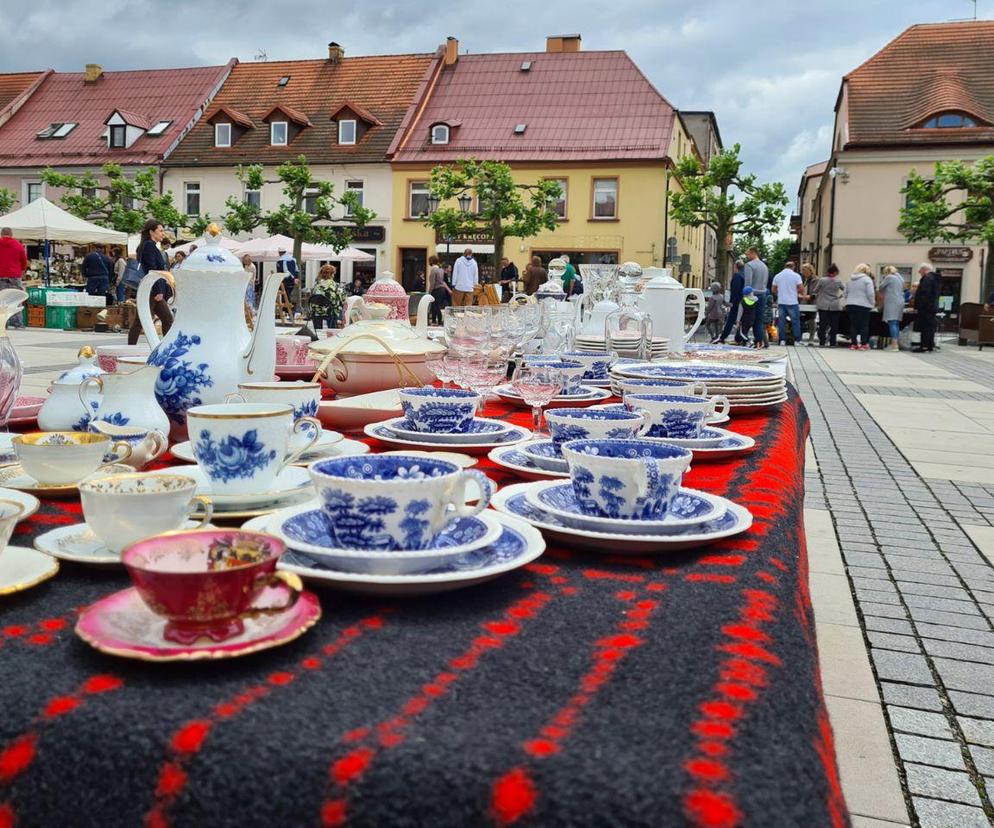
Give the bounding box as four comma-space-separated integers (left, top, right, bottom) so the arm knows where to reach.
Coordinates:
511, 363, 564, 437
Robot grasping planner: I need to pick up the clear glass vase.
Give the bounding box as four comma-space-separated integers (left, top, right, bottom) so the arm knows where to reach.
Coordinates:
0, 300, 24, 429
605, 293, 653, 361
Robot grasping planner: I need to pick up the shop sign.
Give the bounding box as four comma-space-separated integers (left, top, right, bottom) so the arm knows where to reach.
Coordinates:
928, 246, 973, 263
349, 226, 385, 244
434, 228, 494, 245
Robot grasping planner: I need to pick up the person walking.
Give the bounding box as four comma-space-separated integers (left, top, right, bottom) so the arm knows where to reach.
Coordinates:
878, 265, 906, 351
310, 263, 346, 330
812, 263, 844, 347
111, 246, 126, 304
523, 255, 546, 296
772, 260, 803, 345
276, 247, 299, 310
845, 263, 876, 350
451, 248, 478, 307
241, 254, 257, 311
81, 244, 115, 299
427, 255, 450, 325
498, 256, 518, 303
743, 247, 770, 346
738, 286, 760, 348
561, 254, 578, 295
717, 260, 746, 344
0, 227, 27, 327
704, 281, 727, 342
912, 262, 940, 353
127, 219, 173, 346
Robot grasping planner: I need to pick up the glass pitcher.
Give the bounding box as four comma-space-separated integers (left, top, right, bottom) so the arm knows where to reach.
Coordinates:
605, 292, 653, 361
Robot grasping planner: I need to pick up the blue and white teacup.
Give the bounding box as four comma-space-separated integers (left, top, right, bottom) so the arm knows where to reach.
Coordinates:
398, 387, 481, 433
545, 407, 650, 453
625, 393, 730, 439
226, 381, 321, 424
522, 357, 586, 390
561, 438, 693, 519
187, 403, 321, 496
308, 454, 496, 551
619, 377, 709, 402
562, 350, 617, 380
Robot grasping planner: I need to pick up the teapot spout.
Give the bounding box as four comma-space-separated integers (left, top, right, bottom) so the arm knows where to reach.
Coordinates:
415, 294, 433, 335
245, 271, 280, 378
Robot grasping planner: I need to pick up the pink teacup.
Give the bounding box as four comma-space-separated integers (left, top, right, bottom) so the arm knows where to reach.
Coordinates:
122, 530, 302, 644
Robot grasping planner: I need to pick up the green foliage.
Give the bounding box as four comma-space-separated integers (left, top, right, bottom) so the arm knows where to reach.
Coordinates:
767, 238, 794, 276
222, 156, 374, 263
669, 143, 788, 284
0, 189, 16, 215
423, 159, 562, 269
40, 163, 185, 233
900, 158, 994, 297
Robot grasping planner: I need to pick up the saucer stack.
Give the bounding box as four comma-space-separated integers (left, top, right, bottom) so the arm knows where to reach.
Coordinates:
574, 334, 669, 360
611, 363, 787, 412
494, 384, 612, 408
676, 344, 785, 364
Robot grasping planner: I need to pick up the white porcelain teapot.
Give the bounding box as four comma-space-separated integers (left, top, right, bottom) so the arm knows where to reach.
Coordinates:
637, 267, 704, 355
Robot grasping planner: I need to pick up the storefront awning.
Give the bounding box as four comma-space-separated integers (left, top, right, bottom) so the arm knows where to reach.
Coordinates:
436, 243, 494, 255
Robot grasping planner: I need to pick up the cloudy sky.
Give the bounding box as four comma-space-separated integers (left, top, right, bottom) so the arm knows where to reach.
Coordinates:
1, 0, 986, 209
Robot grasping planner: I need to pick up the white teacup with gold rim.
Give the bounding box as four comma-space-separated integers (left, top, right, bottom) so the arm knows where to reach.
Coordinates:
225, 381, 321, 423
186, 403, 320, 496
79, 473, 213, 555
12, 432, 133, 486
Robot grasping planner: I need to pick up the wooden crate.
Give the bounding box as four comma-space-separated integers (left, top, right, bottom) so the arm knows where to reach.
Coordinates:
76, 307, 101, 330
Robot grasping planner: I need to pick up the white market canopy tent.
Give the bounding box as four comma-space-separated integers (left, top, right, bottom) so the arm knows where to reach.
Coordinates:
233, 234, 374, 262
1, 198, 127, 245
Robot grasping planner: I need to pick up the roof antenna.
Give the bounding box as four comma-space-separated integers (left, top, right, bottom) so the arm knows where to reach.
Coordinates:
253, 48, 268, 62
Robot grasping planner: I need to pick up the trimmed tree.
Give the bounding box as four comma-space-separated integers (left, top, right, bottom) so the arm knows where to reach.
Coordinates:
669, 143, 788, 286
422, 159, 562, 279
900, 158, 994, 301
40, 163, 186, 233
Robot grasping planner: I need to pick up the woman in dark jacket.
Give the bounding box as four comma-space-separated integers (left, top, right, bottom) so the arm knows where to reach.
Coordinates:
127, 219, 174, 346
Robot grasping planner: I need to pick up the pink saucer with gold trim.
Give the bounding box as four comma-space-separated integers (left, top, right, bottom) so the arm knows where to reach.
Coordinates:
75, 586, 321, 662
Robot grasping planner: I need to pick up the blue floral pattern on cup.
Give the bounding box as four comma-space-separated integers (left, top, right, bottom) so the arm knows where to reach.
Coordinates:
193, 427, 277, 483
293, 399, 319, 420
546, 407, 648, 452
149, 332, 214, 427
625, 393, 716, 439
399, 387, 480, 433
563, 351, 616, 380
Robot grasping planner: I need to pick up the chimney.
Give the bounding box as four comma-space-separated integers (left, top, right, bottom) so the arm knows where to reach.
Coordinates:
84, 63, 103, 83
546, 34, 581, 53
327, 42, 344, 63
444, 36, 459, 66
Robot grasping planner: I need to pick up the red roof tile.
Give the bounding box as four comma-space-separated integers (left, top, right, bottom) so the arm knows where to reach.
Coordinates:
0, 72, 47, 113
262, 103, 312, 127
0, 63, 234, 168
206, 105, 255, 129
110, 109, 153, 130
331, 100, 382, 126
844, 21, 994, 147
391, 51, 676, 164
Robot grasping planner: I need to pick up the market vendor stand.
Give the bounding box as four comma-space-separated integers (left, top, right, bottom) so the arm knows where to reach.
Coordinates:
0, 389, 846, 827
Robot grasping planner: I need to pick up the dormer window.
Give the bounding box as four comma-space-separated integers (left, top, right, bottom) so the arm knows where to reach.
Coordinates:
215, 122, 232, 147
431, 124, 449, 145
919, 111, 980, 129
109, 125, 126, 148
338, 119, 357, 145
271, 121, 288, 146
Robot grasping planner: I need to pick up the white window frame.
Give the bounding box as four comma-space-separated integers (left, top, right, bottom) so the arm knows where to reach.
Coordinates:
52, 122, 77, 139
409, 181, 430, 218
147, 120, 172, 136
303, 187, 320, 216
431, 124, 449, 145
214, 122, 232, 147
548, 178, 568, 220
24, 181, 43, 204
270, 121, 288, 146
592, 178, 618, 220
338, 119, 357, 145
345, 180, 364, 216
109, 124, 126, 148
244, 188, 261, 209
184, 181, 201, 216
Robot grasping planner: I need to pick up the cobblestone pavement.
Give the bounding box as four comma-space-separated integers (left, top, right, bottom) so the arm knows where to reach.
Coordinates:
791, 344, 994, 828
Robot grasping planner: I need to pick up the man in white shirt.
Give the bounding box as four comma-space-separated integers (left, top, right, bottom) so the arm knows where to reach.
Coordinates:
451, 248, 479, 306
772, 260, 804, 345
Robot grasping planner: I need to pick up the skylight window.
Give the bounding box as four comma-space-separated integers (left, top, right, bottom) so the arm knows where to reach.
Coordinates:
920, 111, 980, 129
514, 123, 527, 135
52, 122, 78, 138
520, 61, 532, 72
278, 76, 290, 87
146, 120, 172, 136
35, 124, 59, 139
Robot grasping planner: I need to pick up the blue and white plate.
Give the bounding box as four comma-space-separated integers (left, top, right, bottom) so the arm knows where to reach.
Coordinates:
272, 502, 504, 575
613, 363, 778, 382
591, 402, 730, 426
487, 444, 571, 481
380, 416, 513, 445
521, 440, 568, 473
492, 482, 751, 554
494, 384, 612, 405
683, 432, 756, 460
643, 426, 730, 449
244, 512, 545, 595
524, 480, 726, 535
365, 420, 532, 455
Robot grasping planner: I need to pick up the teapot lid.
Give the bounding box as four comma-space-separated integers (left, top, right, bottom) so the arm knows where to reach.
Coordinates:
642, 267, 682, 290
178, 224, 243, 271
366, 271, 407, 297
54, 346, 103, 385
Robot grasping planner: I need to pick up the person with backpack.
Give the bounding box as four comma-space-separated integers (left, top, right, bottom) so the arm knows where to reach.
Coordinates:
82, 244, 115, 299
125, 219, 173, 346
738, 286, 760, 348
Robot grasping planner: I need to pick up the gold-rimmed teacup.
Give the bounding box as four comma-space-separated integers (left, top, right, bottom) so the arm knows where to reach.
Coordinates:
12, 432, 132, 486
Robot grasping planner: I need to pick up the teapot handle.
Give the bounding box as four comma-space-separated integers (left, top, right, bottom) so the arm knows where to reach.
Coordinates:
685, 289, 706, 343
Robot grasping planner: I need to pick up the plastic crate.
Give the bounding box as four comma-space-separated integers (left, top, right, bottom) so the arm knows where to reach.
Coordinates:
47, 291, 96, 307
45, 306, 77, 330
27, 286, 74, 306
26, 305, 46, 327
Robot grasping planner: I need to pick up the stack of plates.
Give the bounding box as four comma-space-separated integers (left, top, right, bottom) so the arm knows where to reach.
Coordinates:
494, 384, 612, 408
492, 481, 752, 554
364, 416, 532, 455
677, 344, 786, 364
610, 362, 787, 412
574, 335, 669, 360
242, 503, 545, 596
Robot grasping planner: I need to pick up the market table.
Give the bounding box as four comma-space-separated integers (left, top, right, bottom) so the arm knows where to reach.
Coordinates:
0, 388, 846, 827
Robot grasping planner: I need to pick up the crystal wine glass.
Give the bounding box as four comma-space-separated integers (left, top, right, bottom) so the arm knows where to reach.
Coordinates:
426, 351, 452, 388
463, 356, 509, 407
511, 363, 564, 437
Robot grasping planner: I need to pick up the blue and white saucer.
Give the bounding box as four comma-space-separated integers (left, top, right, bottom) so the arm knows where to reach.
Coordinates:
590, 402, 729, 426
492, 482, 751, 554
487, 443, 571, 481
494, 384, 612, 406
524, 480, 726, 535
614, 363, 778, 382
521, 440, 568, 473
644, 426, 730, 449
244, 512, 546, 596
272, 502, 505, 575
365, 420, 531, 455
381, 416, 513, 445
145, 465, 312, 512
680, 432, 756, 460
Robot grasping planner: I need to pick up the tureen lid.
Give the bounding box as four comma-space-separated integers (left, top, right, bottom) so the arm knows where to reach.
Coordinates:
55, 346, 103, 384
178, 224, 243, 271
309, 320, 445, 357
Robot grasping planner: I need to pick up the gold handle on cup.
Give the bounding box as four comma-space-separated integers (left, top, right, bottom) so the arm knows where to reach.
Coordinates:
243, 570, 302, 617
188, 495, 213, 528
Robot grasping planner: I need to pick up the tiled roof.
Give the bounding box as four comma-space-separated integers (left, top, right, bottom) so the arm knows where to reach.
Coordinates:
844, 21, 994, 147
207, 105, 254, 129
0, 64, 233, 168
164, 53, 434, 167
0, 72, 47, 113
391, 50, 676, 164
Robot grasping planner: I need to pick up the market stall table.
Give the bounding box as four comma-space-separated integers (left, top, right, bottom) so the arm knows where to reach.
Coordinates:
0, 388, 846, 827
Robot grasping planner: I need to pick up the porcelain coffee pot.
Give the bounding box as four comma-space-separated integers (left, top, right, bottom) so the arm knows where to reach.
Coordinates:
137, 224, 280, 438
638, 267, 704, 355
